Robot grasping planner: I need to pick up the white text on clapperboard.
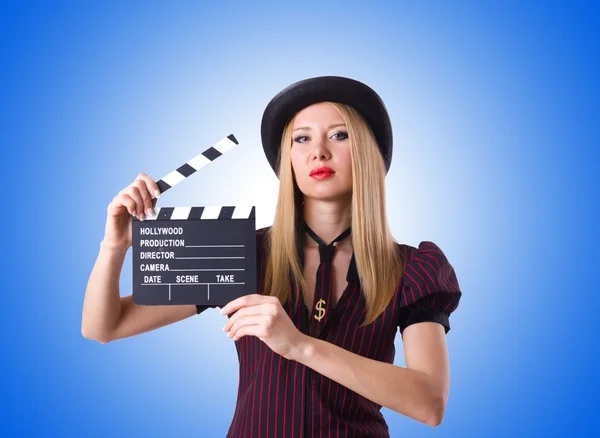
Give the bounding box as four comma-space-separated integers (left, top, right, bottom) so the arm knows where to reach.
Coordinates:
139, 227, 235, 285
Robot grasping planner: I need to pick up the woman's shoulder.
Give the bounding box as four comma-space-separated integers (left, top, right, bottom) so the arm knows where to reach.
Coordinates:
394, 239, 462, 310
256, 226, 271, 247
256, 225, 271, 235
396, 240, 451, 266
255, 226, 272, 265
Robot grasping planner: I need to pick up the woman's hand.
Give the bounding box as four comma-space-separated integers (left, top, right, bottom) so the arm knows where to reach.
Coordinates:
103, 172, 161, 250
220, 294, 307, 360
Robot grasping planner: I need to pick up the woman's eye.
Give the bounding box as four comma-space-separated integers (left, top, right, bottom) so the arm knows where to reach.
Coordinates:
294, 132, 347, 143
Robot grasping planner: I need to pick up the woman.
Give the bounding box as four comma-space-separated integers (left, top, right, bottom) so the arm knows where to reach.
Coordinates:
82, 76, 462, 437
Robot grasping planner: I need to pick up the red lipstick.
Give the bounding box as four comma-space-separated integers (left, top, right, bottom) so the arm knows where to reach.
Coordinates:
310, 166, 335, 179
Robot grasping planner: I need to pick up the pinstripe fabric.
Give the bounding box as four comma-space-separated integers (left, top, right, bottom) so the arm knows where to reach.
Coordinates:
196, 227, 462, 437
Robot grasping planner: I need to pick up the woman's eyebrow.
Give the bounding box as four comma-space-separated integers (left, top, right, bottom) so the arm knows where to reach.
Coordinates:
293, 123, 346, 132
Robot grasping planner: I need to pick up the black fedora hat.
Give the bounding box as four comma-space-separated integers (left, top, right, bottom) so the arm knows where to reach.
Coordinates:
260, 75, 393, 178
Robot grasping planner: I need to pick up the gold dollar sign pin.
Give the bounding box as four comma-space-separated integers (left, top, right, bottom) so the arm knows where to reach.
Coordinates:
314, 299, 326, 321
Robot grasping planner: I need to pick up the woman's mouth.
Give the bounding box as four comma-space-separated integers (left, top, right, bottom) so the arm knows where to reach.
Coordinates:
311, 172, 335, 180
310, 167, 335, 179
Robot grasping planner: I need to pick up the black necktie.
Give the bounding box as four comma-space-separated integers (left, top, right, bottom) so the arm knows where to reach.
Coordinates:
303, 221, 352, 337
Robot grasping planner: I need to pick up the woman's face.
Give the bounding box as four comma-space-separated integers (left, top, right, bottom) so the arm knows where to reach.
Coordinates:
290, 102, 353, 202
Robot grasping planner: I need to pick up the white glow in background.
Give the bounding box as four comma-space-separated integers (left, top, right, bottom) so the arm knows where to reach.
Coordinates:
1, 1, 598, 437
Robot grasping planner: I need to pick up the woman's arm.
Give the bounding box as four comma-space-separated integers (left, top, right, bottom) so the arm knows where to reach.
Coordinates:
81, 239, 197, 343
288, 322, 450, 427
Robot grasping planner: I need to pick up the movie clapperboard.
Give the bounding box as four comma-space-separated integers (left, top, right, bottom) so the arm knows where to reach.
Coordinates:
131, 134, 257, 307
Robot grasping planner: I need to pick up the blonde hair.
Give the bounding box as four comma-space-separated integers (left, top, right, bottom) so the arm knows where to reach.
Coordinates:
263, 102, 404, 327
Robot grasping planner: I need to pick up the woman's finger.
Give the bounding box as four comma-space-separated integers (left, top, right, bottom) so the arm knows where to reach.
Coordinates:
132, 178, 154, 217
230, 325, 262, 341
135, 172, 162, 200
119, 194, 137, 217
226, 315, 267, 339
124, 186, 147, 219
223, 302, 275, 332
109, 193, 136, 217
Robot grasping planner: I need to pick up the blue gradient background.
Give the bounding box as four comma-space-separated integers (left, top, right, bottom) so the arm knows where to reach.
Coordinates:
1, 1, 598, 437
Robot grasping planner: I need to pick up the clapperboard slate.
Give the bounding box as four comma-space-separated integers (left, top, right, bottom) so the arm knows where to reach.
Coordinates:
131, 206, 256, 306
130, 134, 257, 306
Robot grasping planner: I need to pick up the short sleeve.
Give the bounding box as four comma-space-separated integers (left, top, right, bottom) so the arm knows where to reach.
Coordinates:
398, 241, 462, 335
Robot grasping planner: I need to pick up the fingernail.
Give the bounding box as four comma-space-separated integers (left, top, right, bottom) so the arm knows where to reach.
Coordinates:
222, 325, 226, 331
147, 208, 155, 217
154, 190, 161, 199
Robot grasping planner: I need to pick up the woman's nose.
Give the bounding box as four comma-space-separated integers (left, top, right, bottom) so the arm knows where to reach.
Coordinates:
310, 135, 330, 158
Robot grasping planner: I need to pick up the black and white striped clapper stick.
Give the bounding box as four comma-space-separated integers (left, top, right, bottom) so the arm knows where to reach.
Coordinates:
130, 134, 257, 307
152, 133, 239, 199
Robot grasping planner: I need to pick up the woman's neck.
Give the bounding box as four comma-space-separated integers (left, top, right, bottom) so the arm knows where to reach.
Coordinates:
301, 198, 352, 250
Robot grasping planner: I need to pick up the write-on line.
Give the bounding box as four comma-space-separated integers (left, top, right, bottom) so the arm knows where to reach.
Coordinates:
144, 282, 247, 286
162, 283, 246, 301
